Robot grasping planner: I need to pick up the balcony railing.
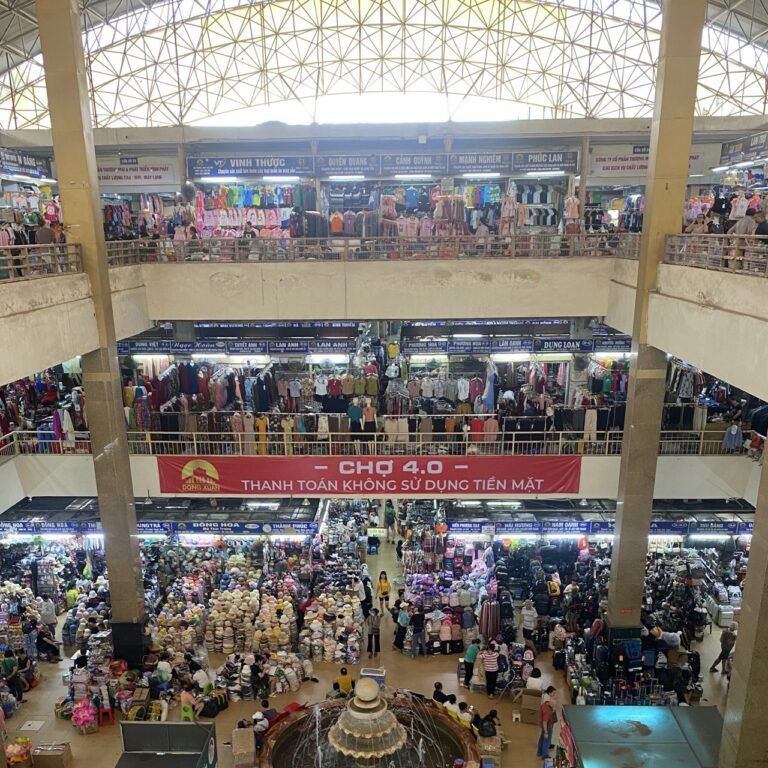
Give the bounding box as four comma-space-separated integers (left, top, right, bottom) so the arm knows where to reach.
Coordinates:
106, 233, 641, 266
0, 244, 82, 283
665, 234, 768, 275
3, 428, 748, 458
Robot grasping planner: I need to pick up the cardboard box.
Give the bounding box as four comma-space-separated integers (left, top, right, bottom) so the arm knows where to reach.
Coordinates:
31, 743, 72, 768
520, 706, 539, 725
232, 727, 255, 768
521, 690, 542, 709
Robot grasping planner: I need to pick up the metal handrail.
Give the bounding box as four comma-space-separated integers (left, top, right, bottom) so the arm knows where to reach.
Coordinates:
106, 233, 642, 266
665, 233, 768, 275
0, 244, 82, 283
2, 428, 747, 458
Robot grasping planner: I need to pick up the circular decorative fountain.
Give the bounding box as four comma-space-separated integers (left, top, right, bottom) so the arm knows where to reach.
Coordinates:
261, 681, 480, 768
327, 679, 407, 765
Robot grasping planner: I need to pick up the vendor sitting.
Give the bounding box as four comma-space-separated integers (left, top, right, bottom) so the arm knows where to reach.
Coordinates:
180, 683, 204, 718
35, 625, 61, 663
333, 667, 355, 696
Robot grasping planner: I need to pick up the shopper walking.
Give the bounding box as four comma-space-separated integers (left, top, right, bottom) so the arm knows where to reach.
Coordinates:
521, 599, 538, 652
376, 571, 392, 612
384, 502, 396, 543
480, 643, 500, 699
409, 606, 427, 657
462, 639, 480, 688
710, 622, 738, 673
39, 595, 57, 638
366, 608, 381, 658
536, 686, 557, 758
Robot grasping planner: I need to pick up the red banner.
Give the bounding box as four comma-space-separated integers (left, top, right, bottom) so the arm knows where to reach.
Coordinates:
156, 455, 581, 496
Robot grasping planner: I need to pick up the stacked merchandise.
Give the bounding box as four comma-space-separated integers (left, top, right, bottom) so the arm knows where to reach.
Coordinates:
103, 202, 133, 240
620, 194, 644, 231
299, 587, 363, 666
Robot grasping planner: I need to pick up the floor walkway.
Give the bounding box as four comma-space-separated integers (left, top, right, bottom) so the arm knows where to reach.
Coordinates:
8, 543, 731, 767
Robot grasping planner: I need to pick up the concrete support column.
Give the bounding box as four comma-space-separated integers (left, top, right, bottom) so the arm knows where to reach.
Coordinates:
177, 143, 186, 187
607, 0, 706, 628
719, 464, 768, 767
577, 136, 589, 206
36, 1, 146, 643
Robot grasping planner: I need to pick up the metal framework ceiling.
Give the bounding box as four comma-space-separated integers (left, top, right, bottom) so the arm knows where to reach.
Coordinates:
0, 0, 765, 129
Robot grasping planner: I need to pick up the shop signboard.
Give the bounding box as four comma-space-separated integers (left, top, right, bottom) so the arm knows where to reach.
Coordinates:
512, 151, 579, 173
447, 339, 492, 355
738, 521, 753, 534
128, 340, 171, 354
593, 337, 632, 353
490, 338, 534, 352
446, 521, 487, 534
380, 154, 447, 175
541, 520, 591, 534
157, 455, 582, 496
448, 153, 514, 175
226, 340, 270, 355
719, 132, 768, 165
0, 147, 51, 179
136, 521, 171, 534
589, 521, 615, 534
591, 143, 720, 177
495, 521, 544, 534
117, 342, 130, 354
97, 155, 179, 189
693, 521, 739, 534
533, 338, 594, 353
316, 155, 381, 175
650, 521, 690, 534
268, 341, 310, 354
309, 340, 356, 353
170, 340, 228, 354
187, 156, 315, 178
401, 340, 449, 354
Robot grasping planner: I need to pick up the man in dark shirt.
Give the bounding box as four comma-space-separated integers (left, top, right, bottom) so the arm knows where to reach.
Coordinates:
260, 698, 278, 720
432, 681, 448, 703
409, 607, 427, 657
754, 211, 768, 235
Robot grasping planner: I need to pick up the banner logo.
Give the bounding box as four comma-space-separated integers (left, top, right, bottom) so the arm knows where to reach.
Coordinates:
180, 459, 221, 492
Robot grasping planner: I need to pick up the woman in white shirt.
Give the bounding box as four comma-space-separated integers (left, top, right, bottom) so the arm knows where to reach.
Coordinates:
526, 667, 544, 691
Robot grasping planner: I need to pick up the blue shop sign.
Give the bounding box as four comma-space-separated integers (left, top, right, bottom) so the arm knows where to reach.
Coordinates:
593, 337, 632, 353
448, 153, 513, 175
495, 521, 544, 534
533, 338, 594, 353
170, 340, 227, 354
738, 521, 753, 534
187, 156, 315, 178
511, 151, 579, 173
117, 341, 130, 354
446, 521, 486, 534
589, 521, 616, 534
401, 340, 449, 354
692, 521, 739, 534
381, 154, 447, 175
632, 145, 650, 155
447, 339, 492, 355
542, 520, 591, 534
269, 341, 310, 354
263, 522, 318, 535
129, 340, 171, 354
0, 147, 52, 179
310, 340, 355, 353
317, 155, 381, 175
226, 341, 270, 355
490, 338, 534, 352
650, 521, 690, 534
136, 521, 171, 533
120, 157, 139, 166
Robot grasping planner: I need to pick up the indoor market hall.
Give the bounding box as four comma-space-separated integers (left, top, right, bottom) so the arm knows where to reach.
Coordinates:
0, 1, 767, 768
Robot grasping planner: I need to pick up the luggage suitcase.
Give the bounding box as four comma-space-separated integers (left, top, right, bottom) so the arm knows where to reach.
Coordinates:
200, 697, 220, 718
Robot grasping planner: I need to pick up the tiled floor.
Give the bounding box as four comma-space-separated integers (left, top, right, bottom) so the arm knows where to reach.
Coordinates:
8, 542, 731, 767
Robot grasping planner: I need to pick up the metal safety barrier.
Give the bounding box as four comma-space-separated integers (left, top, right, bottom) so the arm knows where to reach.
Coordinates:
665, 234, 768, 275
1, 428, 748, 458
0, 244, 82, 283
106, 233, 641, 266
